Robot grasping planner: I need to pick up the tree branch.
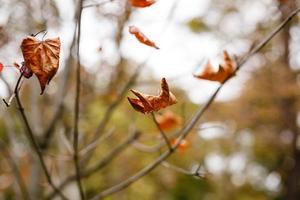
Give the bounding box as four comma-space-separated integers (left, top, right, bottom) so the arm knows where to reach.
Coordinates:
13, 74, 68, 200
73, 0, 86, 199
45, 131, 140, 200
89, 7, 300, 199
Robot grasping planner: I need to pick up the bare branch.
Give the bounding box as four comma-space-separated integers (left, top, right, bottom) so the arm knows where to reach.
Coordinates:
0, 139, 31, 200
13, 74, 68, 200
73, 0, 86, 199
151, 112, 172, 150
89, 7, 300, 200
45, 131, 140, 200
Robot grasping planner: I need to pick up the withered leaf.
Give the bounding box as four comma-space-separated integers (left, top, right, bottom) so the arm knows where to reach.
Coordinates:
20, 36, 61, 94
130, 0, 156, 8
157, 111, 182, 131
194, 50, 235, 83
129, 26, 159, 49
127, 78, 177, 114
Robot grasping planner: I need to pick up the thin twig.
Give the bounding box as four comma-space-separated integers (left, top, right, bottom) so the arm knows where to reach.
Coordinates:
13, 74, 68, 200
83, 0, 113, 9
73, 0, 86, 199
89, 7, 300, 199
45, 131, 140, 200
0, 139, 31, 200
162, 161, 206, 178
151, 112, 172, 151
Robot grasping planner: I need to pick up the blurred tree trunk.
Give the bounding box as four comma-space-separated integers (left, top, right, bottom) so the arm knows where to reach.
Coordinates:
278, 1, 300, 199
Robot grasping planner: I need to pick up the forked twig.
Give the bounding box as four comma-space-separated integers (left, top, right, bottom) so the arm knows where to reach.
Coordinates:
13, 74, 68, 200
89, 7, 300, 200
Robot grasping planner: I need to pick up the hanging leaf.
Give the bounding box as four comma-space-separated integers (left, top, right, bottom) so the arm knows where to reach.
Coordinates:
130, 0, 156, 8
157, 111, 182, 131
128, 78, 177, 114
194, 50, 236, 83
20, 36, 61, 94
0, 62, 3, 73
129, 26, 159, 49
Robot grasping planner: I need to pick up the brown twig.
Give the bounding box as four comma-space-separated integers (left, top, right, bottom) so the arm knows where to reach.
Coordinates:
161, 161, 206, 178
73, 0, 86, 199
82, 0, 114, 9
13, 74, 68, 200
151, 112, 172, 151
0, 139, 31, 200
89, 7, 300, 200
45, 131, 140, 200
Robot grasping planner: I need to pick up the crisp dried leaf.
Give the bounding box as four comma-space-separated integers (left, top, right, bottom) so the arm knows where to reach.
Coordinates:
194, 50, 235, 83
20, 36, 61, 94
130, 0, 156, 8
0, 62, 3, 73
157, 111, 182, 131
127, 78, 177, 114
129, 26, 159, 49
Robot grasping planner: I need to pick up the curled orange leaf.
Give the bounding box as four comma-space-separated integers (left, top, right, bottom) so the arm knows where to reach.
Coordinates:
194, 50, 235, 83
20, 36, 61, 94
129, 26, 159, 49
130, 0, 156, 8
157, 111, 182, 131
128, 78, 177, 114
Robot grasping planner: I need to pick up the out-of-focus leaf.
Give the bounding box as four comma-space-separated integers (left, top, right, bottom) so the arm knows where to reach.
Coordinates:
129, 26, 159, 49
194, 50, 235, 83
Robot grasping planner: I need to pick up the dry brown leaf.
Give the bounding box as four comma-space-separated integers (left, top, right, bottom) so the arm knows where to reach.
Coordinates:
130, 0, 156, 8
128, 78, 177, 114
129, 26, 159, 49
157, 110, 182, 131
194, 50, 235, 83
21, 36, 61, 94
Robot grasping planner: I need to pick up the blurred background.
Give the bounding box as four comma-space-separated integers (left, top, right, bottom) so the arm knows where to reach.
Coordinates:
0, 0, 300, 199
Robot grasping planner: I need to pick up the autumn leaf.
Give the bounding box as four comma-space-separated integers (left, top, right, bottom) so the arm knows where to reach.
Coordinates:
130, 0, 156, 8
0, 62, 3, 73
20, 36, 61, 94
194, 50, 236, 83
157, 110, 182, 131
129, 26, 159, 49
128, 78, 177, 114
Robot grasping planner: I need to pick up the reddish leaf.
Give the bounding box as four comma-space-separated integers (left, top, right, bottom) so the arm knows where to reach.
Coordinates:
171, 138, 189, 151
157, 111, 182, 131
0, 62, 3, 73
194, 50, 236, 83
128, 78, 177, 114
130, 0, 156, 8
20, 36, 61, 94
129, 26, 159, 49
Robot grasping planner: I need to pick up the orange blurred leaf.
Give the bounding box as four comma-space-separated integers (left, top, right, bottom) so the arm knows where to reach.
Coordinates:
194, 50, 236, 83
129, 26, 159, 49
157, 111, 182, 131
20, 36, 61, 94
128, 78, 177, 114
0, 62, 3, 73
171, 138, 189, 151
130, 0, 156, 8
